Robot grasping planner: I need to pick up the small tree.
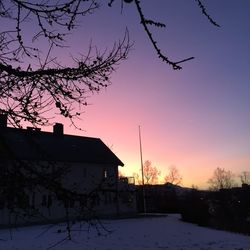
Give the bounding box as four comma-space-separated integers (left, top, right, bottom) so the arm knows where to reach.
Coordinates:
132, 161, 161, 185
132, 172, 142, 185
191, 184, 199, 190
143, 160, 161, 185
164, 165, 182, 185
208, 167, 235, 191
239, 171, 250, 185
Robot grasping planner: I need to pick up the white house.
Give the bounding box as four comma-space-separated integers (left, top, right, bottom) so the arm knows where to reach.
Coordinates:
0, 115, 136, 227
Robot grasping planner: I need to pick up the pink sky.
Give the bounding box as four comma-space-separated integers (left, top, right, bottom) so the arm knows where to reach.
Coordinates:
21, 1, 250, 188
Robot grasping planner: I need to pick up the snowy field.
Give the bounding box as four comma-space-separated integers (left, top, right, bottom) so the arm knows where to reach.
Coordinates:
0, 214, 250, 250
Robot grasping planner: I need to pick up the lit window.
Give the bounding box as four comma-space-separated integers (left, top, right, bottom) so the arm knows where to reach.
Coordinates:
104, 169, 108, 179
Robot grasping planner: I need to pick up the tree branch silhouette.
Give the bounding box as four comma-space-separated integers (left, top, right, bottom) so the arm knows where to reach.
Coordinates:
0, 0, 220, 126
0, 0, 130, 127
195, 0, 220, 27
134, 0, 194, 70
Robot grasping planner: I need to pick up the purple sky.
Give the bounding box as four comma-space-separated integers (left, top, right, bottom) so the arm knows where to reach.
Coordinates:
10, 0, 250, 188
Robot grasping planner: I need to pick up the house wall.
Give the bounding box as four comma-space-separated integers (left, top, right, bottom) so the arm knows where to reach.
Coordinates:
0, 160, 137, 227
62, 161, 117, 191
62, 162, 137, 216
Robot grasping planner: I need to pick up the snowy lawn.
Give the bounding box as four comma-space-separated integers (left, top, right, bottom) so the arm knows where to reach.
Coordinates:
0, 214, 250, 250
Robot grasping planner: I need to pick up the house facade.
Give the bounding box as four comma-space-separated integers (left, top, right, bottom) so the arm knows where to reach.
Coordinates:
0, 115, 136, 226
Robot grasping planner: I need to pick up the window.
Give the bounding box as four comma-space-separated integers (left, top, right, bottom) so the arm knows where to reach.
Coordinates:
103, 169, 108, 179
41, 195, 47, 207
83, 167, 87, 178
104, 192, 113, 204
31, 192, 36, 208
47, 195, 52, 208
41, 194, 52, 208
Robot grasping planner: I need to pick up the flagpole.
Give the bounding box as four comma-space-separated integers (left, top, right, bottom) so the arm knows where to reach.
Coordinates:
139, 125, 146, 213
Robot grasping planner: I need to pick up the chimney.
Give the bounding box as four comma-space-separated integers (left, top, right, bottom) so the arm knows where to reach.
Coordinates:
53, 123, 64, 135
0, 114, 7, 128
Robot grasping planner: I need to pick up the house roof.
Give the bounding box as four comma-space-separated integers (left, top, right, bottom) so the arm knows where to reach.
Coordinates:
0, 125, 124, 166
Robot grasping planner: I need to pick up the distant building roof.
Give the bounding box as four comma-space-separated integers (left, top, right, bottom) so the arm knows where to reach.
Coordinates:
0, 123, 124, 166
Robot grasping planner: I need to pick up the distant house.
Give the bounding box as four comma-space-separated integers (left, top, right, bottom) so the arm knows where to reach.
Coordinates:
0, 115, 136, 226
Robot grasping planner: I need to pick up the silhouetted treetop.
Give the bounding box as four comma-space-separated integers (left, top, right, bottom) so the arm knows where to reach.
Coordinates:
208, 167, 235, 191
0, 0, 130, 127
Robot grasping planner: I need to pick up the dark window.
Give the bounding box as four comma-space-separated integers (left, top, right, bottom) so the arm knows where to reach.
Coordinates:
31, 192, 36, 208
47, 195, 52, 208
104, 192, 112, 204
83, 167, 87, 178
41, 195, 47, 207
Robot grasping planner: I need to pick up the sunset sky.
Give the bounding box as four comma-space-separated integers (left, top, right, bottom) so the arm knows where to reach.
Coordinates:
38, 1, 250, 188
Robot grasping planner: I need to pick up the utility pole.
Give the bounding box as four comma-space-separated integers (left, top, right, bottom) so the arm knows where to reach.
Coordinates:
139, 125, 146, 213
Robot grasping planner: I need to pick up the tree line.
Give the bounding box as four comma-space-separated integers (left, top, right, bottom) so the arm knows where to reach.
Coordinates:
208, 167, 250, 190
119, 161, 183, 185
122, 161, 250, 190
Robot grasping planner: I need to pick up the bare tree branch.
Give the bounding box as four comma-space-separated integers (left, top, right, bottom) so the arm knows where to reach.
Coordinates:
195, 0, 220, 27
0, 0, 221, 126
134, 0, 194, 70
208, 167, 235, 190
143, 160, 161, 185
164, 165, 182, 185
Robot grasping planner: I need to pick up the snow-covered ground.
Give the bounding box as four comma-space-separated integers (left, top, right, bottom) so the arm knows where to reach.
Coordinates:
0, 214, 249, 250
